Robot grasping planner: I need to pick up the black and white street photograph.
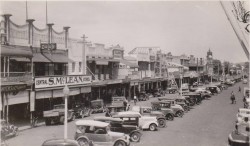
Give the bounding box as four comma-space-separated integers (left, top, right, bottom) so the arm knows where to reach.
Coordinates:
0, 1, 249, 146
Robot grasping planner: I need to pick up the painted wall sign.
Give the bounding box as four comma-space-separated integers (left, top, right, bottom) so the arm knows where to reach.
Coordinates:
35, 75, 92, 89
1, 84, 27, 93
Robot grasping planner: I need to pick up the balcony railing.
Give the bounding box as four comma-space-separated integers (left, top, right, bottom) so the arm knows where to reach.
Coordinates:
1, 72, 32, 83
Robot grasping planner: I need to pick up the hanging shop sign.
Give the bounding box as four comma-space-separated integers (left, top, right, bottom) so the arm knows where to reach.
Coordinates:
150, 56, 156, 61
41, 43, 57, 50
35, 75, 92, 89
113, 49, 123, 59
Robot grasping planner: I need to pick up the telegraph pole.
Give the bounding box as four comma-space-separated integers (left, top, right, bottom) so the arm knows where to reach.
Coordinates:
81, 35, 87, 75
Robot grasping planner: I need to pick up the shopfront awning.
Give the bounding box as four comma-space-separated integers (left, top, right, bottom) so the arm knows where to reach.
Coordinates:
1, 45, 33, 58
33, 53, 51, 63
43, 53, 73, 63
87, 58, 109, 65
119, 59, 139, 68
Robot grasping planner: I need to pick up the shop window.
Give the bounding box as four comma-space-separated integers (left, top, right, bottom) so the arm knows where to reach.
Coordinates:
79, 62, 82, 72
72, 62, 75, 72
54, 63, 64, 75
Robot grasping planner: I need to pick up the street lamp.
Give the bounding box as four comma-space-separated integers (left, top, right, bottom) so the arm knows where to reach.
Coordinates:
180, 74, 183, 97
63, 85, 70, 140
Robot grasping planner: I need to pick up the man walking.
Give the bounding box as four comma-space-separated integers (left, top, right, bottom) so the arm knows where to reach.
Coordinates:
231, 91, 236, 104
134, 95, 137, 105
238, 86, 241, 92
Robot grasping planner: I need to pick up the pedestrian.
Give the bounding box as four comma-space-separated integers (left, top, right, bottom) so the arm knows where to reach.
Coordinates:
238, 86, 241, 92
134, 95, 137, 105
231, 91, 236, 104
105, 108, 111, 117
126, 104, 130, 111
123, 98, 128, 111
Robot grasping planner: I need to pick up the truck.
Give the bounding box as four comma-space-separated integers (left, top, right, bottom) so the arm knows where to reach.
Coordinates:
43, 104, 75, 126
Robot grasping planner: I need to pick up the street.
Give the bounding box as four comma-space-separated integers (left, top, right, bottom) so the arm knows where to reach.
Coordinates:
5, 82, 248, 146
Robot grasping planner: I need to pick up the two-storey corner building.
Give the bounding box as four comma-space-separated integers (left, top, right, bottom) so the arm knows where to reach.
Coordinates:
0, 14, 92, 125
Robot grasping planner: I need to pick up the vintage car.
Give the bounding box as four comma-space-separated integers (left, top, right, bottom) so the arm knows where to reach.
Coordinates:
151, 101, 184, 117
113, 111, 159, 131
206, 86, 220, 95
138, 91, 149, 101
158, 97, 189, 112
167, 86, 178, 94
152, 88, 164, 97
131, 106, 166, 128
1, 120, 18, 140
194, 88, 212, 99
106, 105, 126, 117
42, 138, 80, 146
90, 99, 105, 114
184, 92, 203, 105
228, 121, 250, 146
244, 98, 250, 109
236, 108, 250, 124
72, 103, 91, 118
74, 120, 130, 146
94, 116, 142, 142
243, 79, 248, 84
43, 104, 75, 125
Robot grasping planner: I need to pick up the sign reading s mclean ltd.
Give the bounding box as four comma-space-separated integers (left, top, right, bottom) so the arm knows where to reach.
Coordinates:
35, 75, 92, 89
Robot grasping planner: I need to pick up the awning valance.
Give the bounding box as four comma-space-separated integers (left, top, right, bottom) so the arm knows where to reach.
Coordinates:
1, 45, 33, 58
96, 60, 109, 65
33, 53, 51, 63
10, 57, 30, 62
43, 53, 73, 63
119, 60, 138, 68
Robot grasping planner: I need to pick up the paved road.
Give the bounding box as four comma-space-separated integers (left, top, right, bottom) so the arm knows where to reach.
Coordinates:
5, 82, 248, 146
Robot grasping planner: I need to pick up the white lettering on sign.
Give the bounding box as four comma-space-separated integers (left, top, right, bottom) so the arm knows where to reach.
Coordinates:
35, 75, 92, 89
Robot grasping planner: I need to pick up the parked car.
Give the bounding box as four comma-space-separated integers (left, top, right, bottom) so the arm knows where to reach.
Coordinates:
72, 103, 91, 118
206, 86, 220, 95
42, 138, 80, 146
106, 105, 126, 117
243, 79, 248, 84
184, 92, 202, 105
74, 120, 130, 146
90, 99, 105, 114
151, 101, 184, 118
94, 116, 142, 142
236, 108, 250, 124
152, 88, 164, 97
113, 111, 159, 131
131, 106, 166, 128
228, 121, 250, 146
1, 119, 18, 141
138, 91, 149, 101
158, 97, 189, 112
167, 86, 178, 94
194, 88, 212, 99
43, 104, 75, 125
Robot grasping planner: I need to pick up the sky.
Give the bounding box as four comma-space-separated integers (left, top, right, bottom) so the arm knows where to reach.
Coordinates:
1, 1, 249, 63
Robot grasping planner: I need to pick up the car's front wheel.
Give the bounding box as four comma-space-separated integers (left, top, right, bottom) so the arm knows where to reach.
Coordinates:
77, 137, 89, 146
166, 114, 174, 121
114, 140, 127, 146
176, 111, 184, 117
149, 123, 157, 131
130, 132, 141, 142
157, 119, 166, 128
